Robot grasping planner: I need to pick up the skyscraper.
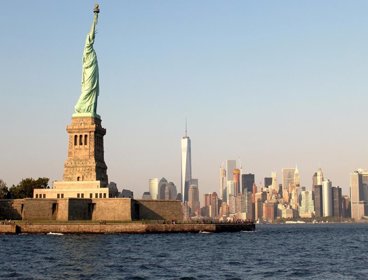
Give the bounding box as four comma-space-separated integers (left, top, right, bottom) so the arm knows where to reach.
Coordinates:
299, 190, 314, 218
163, 182, 177, 200
350, 170, 368, 221
203, 192, 219, 218
341, 195, 351, 218
149, 177, 168, 200
188, 183, 200, 216
312, 168, 324, 187
233, 169, 241, 196
282, 168, 297, 202
313, 185, 323, 218
282, 168, 295, 190
242, 173, 255, 193
332, 186, 342, 218
181, 124, 192, 202
219, 166, 226, 201
271, 172, 278, 194
226, 180, 235, 203
226, 160, 237, 181
312, 168, 324, 218
322, 179, 332, 217
264, 177, 272, 189
149, 178, 159, 200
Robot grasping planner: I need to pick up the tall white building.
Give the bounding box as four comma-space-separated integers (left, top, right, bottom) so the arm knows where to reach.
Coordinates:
226, 180, 235, 204
316, 168, 324, 186
294, 167, 300, 189
322, 179, 332, 217
149, 178, 159, 200
181, 127, 192, 202
149, 178, 168, 200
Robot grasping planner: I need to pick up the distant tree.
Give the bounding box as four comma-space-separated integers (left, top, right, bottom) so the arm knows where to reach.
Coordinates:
9, 177, 49, 199
0, 179, 9, 199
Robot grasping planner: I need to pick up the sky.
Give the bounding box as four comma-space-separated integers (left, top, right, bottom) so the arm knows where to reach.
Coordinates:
1, 1, 368, 198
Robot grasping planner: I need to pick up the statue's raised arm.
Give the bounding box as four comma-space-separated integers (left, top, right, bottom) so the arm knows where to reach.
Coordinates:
74, 4, 101, 118
88, 5, 99, 42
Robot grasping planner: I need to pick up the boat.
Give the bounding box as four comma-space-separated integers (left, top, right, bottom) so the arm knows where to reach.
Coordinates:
47, 232, 64, 235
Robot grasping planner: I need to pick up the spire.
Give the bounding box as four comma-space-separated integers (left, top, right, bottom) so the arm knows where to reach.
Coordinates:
185, 118, 187, 137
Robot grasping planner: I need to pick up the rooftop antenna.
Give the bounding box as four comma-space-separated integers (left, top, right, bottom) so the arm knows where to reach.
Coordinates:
185, 117, 188, 137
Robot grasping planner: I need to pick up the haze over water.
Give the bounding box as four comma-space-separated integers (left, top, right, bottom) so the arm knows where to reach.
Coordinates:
1, 224, 367, 279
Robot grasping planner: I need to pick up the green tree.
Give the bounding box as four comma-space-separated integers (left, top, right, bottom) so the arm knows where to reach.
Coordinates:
0, 179, 9, 199
9, 177, 49, 199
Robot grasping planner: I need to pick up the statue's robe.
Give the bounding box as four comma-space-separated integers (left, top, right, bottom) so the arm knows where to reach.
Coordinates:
74, 15, 99, 115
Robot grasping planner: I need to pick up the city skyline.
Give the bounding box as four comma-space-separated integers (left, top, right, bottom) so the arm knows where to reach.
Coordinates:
2, 1, 368, 198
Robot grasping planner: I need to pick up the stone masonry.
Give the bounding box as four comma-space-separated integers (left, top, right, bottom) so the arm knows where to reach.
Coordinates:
63, 116, 108, 186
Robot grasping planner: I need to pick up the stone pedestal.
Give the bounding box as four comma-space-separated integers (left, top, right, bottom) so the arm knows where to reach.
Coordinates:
34, 181, 109, 199
63, 116, 108, 186
33, 116, 109, 199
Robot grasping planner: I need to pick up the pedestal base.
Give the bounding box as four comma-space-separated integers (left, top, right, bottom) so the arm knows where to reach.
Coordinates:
33, 181, 109, 199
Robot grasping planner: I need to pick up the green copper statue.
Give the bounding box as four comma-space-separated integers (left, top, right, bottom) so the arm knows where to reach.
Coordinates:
74, 4, 100, 118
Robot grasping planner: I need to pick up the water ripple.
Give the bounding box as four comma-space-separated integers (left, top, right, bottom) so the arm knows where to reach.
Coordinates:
1, 224, 368, 279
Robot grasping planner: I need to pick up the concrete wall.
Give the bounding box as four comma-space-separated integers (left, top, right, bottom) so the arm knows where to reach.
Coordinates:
0, 198, 183, 222
134, 200, 184, 221
92, 198, 132, 221
23, 199, 58, 220
56, 199, 69, 221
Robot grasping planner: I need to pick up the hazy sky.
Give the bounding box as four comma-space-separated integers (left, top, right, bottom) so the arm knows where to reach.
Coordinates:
1, 1, 368, 198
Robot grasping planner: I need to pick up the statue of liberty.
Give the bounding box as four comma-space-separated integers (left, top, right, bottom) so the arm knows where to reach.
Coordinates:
74, 4, 100, 117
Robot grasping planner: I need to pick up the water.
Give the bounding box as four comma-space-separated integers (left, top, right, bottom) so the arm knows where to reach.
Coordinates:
1, 224, 368, 279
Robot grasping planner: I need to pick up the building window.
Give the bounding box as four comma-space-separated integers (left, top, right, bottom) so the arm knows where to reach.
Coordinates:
103, 193, 106, 198
77, 193, 80, 198
57, 194, 60, 198
43, 194, 46, 198
79, 135, 83, 145
99, 193, 102, 198
81, 193, 84, 198
74, 135, 78, 146
35, 194, 38, 198
84, 135, 88, 145
61, 194, 64, 198
77, 176, 80, 181
95, 193, 98, 198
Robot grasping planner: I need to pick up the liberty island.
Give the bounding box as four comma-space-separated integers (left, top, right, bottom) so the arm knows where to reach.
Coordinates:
0, 4, 254, 234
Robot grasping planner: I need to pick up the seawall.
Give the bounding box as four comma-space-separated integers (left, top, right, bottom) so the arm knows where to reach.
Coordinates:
0, 222, 255, 234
